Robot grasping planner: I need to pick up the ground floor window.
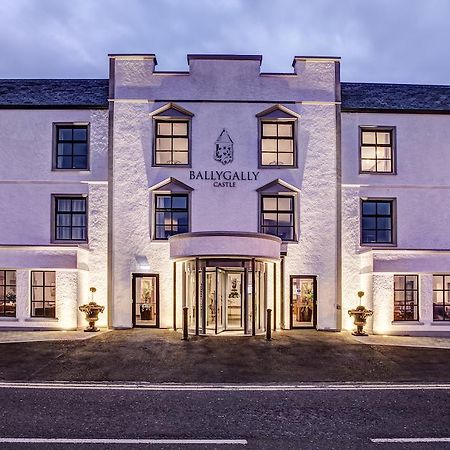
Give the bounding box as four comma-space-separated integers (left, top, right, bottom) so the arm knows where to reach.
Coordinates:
132, 274, 159, 327
31, 271, 56, 318
290, 276, 316, 328
393, 275, 419, 321
432, 275, 450, 321
0, 270, 16, 317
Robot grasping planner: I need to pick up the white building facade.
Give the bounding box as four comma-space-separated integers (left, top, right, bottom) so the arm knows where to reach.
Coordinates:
0, 54, 449, 335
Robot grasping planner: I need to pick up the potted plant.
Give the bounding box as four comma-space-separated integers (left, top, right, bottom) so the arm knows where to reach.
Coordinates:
348, 291, 373, 336
78, 287, 105, 332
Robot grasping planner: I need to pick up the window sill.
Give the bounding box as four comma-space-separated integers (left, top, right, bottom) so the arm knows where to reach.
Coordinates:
391, 321, 424, 325
0, 317, 19, 321
360, 243, 397, 248
25, 317, 59, 322
359, 171, 397, 176
431, 322, 450, 326
52, 169, 91, 172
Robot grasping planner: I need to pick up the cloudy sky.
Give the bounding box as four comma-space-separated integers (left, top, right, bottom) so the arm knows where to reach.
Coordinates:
1, 0, 449, 84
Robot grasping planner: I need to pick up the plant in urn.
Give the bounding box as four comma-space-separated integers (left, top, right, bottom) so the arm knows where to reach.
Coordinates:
348, 291, 373, 336
79, 287, 105, 332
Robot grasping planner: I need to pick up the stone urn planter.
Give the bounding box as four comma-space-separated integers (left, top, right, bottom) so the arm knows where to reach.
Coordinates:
348, 291, 373, 336
79, 287, 105, 332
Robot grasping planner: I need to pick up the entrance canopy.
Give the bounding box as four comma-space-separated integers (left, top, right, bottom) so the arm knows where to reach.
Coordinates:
168, 231, 281, 261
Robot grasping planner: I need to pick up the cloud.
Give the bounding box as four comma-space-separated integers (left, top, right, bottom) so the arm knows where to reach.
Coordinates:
0, 0, 449, 84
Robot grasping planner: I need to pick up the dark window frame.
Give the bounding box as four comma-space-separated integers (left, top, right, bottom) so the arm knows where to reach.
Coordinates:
31, 270, 56, 319
359, 126, 396, 175
52, 194, 88, 243
153, 193, 190, 241
0, 270, 16, 317
432, 274, 450, 321
260, 194, 296, 242
153, 118, 191, 167
360, 198, 396, 246
393, 274, 419, 322
52, 123, 90, 171
259, 119, 297, 169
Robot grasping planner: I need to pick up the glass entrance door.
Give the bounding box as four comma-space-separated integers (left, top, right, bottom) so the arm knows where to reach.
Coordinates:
290, 276, 316, 328
132, 274, 159, 327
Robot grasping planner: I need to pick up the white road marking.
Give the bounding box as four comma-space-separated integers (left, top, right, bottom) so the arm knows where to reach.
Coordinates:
0, 438, 247, 445
371, 437, 450, 443
0, 382, 448, 391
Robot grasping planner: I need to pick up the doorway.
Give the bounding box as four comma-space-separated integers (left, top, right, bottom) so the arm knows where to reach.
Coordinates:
132, 273, 159, 327
185, 259, 266, 335
290, 275, 317, 328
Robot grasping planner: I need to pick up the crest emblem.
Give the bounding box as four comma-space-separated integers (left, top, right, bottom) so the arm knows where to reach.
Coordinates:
214, 129, 233, 165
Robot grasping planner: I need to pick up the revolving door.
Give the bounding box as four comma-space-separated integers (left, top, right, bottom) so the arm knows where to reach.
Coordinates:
185, 258, 267, 335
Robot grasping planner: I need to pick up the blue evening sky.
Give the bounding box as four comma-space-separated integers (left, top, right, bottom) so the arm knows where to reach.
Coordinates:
1, 0, 449, 84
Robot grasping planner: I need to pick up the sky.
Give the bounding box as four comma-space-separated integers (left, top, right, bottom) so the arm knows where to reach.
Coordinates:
1, 0, 449, 84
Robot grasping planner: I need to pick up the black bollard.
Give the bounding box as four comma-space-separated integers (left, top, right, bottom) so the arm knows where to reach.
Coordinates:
182, 306, 189, 341
266, 309, 272, 341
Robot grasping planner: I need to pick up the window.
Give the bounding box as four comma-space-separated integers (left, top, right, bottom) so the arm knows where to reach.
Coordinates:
432, 275, 450, 321
260, 121, 295, 167
154, 120, 189, 165
0, 270, 16, 317
360, 127, 394, 173
154, 194, 189, 240
54, 124, 89, 170
361, 199, 394, 245
31, 271, 56, 318
393, 275, 419, 321
54, 196, 87, 241
261, 195, 295, 241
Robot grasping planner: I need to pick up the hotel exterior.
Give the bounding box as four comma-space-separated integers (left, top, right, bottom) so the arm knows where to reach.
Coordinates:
1, 53, 449, 336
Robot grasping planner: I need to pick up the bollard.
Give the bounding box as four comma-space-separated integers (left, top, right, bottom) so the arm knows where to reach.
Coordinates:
182, 306, 189, 341
266, 309, 272, 341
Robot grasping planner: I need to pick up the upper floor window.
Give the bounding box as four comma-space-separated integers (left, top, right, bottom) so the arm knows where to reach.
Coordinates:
54, 124, 89, 170
31, 271, 56, 318
394, 275, 419, 321
261, 195, 295, 241
154, 194, 189, 240
360, 127, 395, 174
151, 103, 194, 167
361, 199, 395, 245
0, 270, 16, 317
54, 196, 87, 242
256, 105, 300, 168
432, 275, 450, 321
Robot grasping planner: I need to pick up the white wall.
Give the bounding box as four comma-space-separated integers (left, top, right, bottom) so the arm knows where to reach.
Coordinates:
0, 109, 108, 329
342, 112, 450, 334
111, 56, 340, 330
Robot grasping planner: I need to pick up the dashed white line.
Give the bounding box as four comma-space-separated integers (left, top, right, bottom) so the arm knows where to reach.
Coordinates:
371, 437, 450, 443
0, 438, 247, 445
0, 382, 449, 391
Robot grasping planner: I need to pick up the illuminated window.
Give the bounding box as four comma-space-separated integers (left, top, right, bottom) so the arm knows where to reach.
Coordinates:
360, 127, 395, 173
54, 196, 87, 241
260, 121, 295, 167
261, 195, 295, 241
0, 270, 16, 317
393, 275, 419, 321
154, 120, 190, 165
31, 271, 56, 318
154, 194, 189, 240
54, 124, 89, 170
432, 275, 450, 321
361, 199, 394, 244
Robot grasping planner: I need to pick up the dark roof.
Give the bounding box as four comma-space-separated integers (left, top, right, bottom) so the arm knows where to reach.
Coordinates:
1, 78, 450, 113
0, 79, 109, 108
341, 82, 450, 113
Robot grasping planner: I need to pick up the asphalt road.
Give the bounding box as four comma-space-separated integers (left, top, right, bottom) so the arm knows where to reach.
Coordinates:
0, 383, 449, 450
